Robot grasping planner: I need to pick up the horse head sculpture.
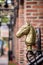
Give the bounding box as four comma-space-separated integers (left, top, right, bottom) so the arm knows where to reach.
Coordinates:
16, 22, 36, 51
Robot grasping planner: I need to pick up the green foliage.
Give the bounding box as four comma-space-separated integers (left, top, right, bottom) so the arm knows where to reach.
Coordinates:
0, 0, 4, 3
0, 0, 5, 1
1, 16, 10, 23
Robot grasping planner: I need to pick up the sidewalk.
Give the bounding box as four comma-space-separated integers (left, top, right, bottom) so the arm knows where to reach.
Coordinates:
0, 55, 8, 65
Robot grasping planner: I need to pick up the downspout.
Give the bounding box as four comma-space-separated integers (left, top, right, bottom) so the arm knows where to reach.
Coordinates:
12, 1, 19, 60
36, 28, 41, 55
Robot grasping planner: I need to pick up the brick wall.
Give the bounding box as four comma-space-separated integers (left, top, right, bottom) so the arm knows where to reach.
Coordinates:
24, 0, 43, 50
14, 0, 43, 65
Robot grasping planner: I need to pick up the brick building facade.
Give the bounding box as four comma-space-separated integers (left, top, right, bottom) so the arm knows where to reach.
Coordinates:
14, 0, 43, 65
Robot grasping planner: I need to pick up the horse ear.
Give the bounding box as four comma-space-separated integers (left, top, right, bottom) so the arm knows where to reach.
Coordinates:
25, 22, 28, 25
25, 21, 30, 26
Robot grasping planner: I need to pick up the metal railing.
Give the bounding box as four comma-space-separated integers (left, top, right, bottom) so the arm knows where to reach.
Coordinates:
26, 28, 43, 65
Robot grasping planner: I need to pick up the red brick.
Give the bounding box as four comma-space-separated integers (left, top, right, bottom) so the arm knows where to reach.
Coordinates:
32, 5, 43, 8
26, 13, 31, 15
41, 38, 43, 41
41, 36, 43, 38
32, 20, 43, 22
41, 41, 43, 44
27, 0, 32, 1
41, 27, 43, 30
41, 30, 43, 33
41, 37, 43, 41
39, 2, 43, 4
31, 23, 37, 26
33, 0, 43, 2
40, 23, 43, 26
41, 46, 43, 48
26, 9, 37, 12
33, 13, 38, 16
39, 9, 43, 12
41, 44, 43, 46
41, 41, 43, 45
26, 2, 37, 4
33, 13, 43, 16
26, 16, 37, 19
26, 6, 31, 8
26, 19, 31, 22
39, 16, 43, 19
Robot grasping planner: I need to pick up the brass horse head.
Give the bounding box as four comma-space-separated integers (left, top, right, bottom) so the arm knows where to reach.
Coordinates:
16, 23, 36, 51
